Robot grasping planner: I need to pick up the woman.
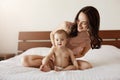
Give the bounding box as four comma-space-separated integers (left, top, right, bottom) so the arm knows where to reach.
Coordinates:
22, 6, 102, 70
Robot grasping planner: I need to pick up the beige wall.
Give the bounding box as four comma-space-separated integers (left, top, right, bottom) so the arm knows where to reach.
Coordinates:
0, 0, 120, 53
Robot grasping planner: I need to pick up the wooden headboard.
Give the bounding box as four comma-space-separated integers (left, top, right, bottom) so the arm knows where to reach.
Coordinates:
18, 30, 120, 54
99, 30, 120, 48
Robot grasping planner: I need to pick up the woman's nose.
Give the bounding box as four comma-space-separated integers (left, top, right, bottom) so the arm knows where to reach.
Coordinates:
78, 23, 82, 28
58, 40, 61, 43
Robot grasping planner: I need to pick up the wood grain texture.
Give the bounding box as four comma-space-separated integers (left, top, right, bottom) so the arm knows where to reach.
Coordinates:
99, 30, 120, 48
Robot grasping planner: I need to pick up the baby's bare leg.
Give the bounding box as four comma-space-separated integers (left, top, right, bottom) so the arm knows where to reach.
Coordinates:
40, 65, 51, 72
40, 59, 54, 72
62, 65, 76, 71
21, 55, 44, 68
54, 66, 63, 71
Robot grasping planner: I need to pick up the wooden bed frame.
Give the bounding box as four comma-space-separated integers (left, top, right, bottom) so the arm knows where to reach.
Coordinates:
18, 30, 120, 54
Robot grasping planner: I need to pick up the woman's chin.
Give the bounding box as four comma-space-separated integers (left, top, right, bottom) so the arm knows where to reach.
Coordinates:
78, 29, 87, 32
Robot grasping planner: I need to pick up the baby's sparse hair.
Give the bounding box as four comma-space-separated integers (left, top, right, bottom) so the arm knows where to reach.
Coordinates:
54, 29, 68, 38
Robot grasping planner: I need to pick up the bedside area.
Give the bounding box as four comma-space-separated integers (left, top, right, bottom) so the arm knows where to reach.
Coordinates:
0, 53, 15, 61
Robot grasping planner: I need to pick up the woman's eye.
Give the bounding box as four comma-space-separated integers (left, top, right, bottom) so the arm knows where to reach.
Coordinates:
82, 22, 88, 26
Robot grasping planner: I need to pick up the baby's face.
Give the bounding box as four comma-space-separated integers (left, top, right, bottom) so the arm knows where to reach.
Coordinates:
54, 33, 67, 47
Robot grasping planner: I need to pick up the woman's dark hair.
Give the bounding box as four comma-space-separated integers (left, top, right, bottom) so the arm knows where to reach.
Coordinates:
69, 6, 102, 49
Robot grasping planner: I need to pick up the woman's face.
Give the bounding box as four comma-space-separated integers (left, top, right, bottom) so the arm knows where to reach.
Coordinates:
77, 12, 89, 32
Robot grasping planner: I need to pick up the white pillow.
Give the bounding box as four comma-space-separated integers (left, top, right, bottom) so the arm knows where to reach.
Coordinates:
21, 45, 120, 58
6, 45, 120, 66
21, 47, 50, 56
78, 45, 120, 67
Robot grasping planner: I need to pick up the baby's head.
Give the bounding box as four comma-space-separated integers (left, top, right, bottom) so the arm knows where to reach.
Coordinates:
54, 29, 68, 47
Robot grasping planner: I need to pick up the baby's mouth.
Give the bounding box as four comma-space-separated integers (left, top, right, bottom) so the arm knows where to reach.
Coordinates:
58, 44, 62, 46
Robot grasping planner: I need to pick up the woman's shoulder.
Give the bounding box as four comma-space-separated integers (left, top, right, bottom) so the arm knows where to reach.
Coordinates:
62, 21, 74, 33
52, 21, 73, 34
63, 21, 74, 27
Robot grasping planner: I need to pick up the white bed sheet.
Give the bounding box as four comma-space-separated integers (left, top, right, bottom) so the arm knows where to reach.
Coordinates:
0, 45, 120, 80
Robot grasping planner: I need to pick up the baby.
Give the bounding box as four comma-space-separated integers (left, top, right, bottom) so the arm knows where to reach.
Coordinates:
40, 29, 79, 72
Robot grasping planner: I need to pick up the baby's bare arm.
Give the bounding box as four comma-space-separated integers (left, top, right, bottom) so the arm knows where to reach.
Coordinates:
42, 47, 54, 65
69, 49, 79, 69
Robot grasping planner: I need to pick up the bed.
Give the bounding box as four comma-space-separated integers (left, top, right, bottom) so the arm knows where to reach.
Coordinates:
0, 30, 120, 80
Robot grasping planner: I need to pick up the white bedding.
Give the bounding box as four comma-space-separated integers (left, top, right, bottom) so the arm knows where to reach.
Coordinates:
0, 45, 120, 80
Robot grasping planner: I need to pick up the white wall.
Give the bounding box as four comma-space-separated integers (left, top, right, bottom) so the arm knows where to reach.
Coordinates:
0, 0, 120, 53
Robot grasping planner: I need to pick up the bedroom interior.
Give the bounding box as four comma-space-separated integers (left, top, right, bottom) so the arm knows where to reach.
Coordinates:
0, 30, 120, 80
0, 0, 120, 80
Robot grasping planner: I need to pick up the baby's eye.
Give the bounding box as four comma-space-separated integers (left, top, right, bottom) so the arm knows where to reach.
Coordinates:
61, 39, 64, 41
56, 39, 58, 41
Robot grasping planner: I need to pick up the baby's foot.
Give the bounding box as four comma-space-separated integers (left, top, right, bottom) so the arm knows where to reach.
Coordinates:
54, 66, 63, 71
40, 65, 51, 72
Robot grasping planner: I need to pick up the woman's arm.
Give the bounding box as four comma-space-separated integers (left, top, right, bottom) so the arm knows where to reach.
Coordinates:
50, 32, 55, 46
